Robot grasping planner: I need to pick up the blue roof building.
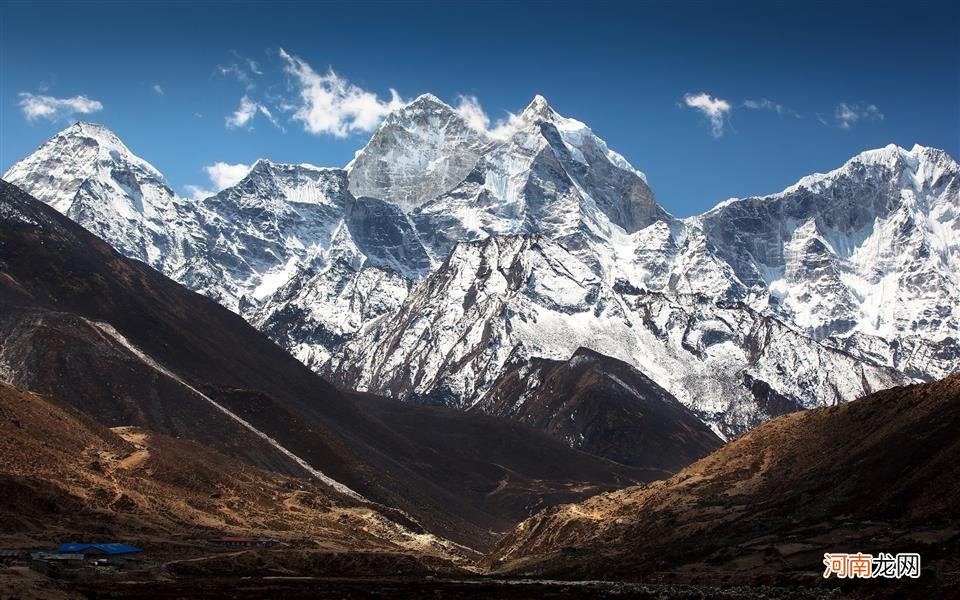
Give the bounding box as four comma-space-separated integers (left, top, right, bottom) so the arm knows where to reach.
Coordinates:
56, 543, 142, 555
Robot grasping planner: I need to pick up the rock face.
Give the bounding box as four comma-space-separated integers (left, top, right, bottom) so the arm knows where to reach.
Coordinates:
486, 374, 960, 595
5, 97, 958, 439
252, 261, 412, 370
346, 93, 491, 213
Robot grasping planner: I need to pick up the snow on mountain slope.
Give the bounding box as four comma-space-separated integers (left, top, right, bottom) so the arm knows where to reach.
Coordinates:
252, 260, 411, 370
409, 96, 669, 265
5, 105, 956, 438
2, 122, 208, 271
325, 234, 907, 437
187, 159, 429, 310
694, 143, 960, 378
347, 93, 492, 213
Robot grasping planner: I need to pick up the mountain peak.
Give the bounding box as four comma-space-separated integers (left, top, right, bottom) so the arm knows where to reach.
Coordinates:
57, 121, 133, 155
4, 121, 165, 191
65, 120, 119, 138
520, 94, 556, 120
408, 92, 448, 107
388, 93, 456, 121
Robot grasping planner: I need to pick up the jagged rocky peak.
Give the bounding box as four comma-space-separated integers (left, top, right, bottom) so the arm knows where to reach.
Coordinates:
346, 93, 490, 212
506, 94, 663, 232
406, 93, 664, 262
517, 94, 558, 122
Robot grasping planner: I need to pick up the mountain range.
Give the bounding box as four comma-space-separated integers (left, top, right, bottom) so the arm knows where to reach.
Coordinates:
4, 95, 958, 443
2, 92, 959, 597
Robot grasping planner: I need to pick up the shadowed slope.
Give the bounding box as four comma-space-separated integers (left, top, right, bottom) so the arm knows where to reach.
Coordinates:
488, 376, 960, 594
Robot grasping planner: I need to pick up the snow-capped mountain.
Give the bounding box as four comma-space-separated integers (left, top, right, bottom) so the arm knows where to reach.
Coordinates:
188, 159, 431, 310
3, 122, 208, 271
693, 145, 960, 379
407, 95, 669, 265
4, 96, 957, 438
324, 234, 907, 436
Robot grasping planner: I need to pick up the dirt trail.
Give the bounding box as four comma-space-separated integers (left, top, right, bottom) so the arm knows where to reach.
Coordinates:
112, 427, 151, 471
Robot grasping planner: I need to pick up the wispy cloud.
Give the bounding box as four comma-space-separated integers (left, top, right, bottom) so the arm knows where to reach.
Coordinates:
818, 102, 884, 129
185, 161, 252, 200
682, 92, 731, 137
152, 84, 164, 96
216, 53, 262, 90
279, 48, 403, 138
454, 95, 490, 132
742, 98, 799, 118
225, 95, 281, 130
217, 63, 254, 88
453, 94, 523, 140
18, 92, 103, 122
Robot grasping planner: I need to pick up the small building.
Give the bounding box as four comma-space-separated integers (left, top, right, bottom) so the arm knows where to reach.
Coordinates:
208, 536, 280, 548
29, 553, 85, 575
0, 549, 23, 564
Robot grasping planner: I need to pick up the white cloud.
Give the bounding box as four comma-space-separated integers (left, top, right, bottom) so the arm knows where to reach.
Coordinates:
245, 57, 263, 76
682, 92, 731, 138
454, 95, 490, 132
225, 95, 281, 130
205, 161, 251, 189
453, 94, 523, 140
742, 98, 799, 118
152, 84, 164, 95
279, 48, 403, 138
184, 184, 215, 201
185, 161, 252, 200
217, 64, 256, 90
823, 102, 884, 129
226, 96, 258, 128
18, 92, 103, 122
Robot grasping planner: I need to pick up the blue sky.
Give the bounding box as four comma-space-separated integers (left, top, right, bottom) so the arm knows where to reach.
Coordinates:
1, 0, 957, 216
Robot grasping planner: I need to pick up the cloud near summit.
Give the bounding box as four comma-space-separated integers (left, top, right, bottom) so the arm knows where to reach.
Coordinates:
279, 49, 404, 138
18, 93, 103, 122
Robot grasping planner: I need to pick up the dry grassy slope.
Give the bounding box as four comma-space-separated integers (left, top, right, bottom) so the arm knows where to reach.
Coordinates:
487, 375, 960, 591
0, 179, 658, 551
0, 381, 465, 569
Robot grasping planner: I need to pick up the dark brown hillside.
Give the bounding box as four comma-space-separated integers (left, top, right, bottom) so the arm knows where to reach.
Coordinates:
475, 347, 723, 470
488, 376, 960, 596
0, 179, 658, 549
0, 381, 464, 571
